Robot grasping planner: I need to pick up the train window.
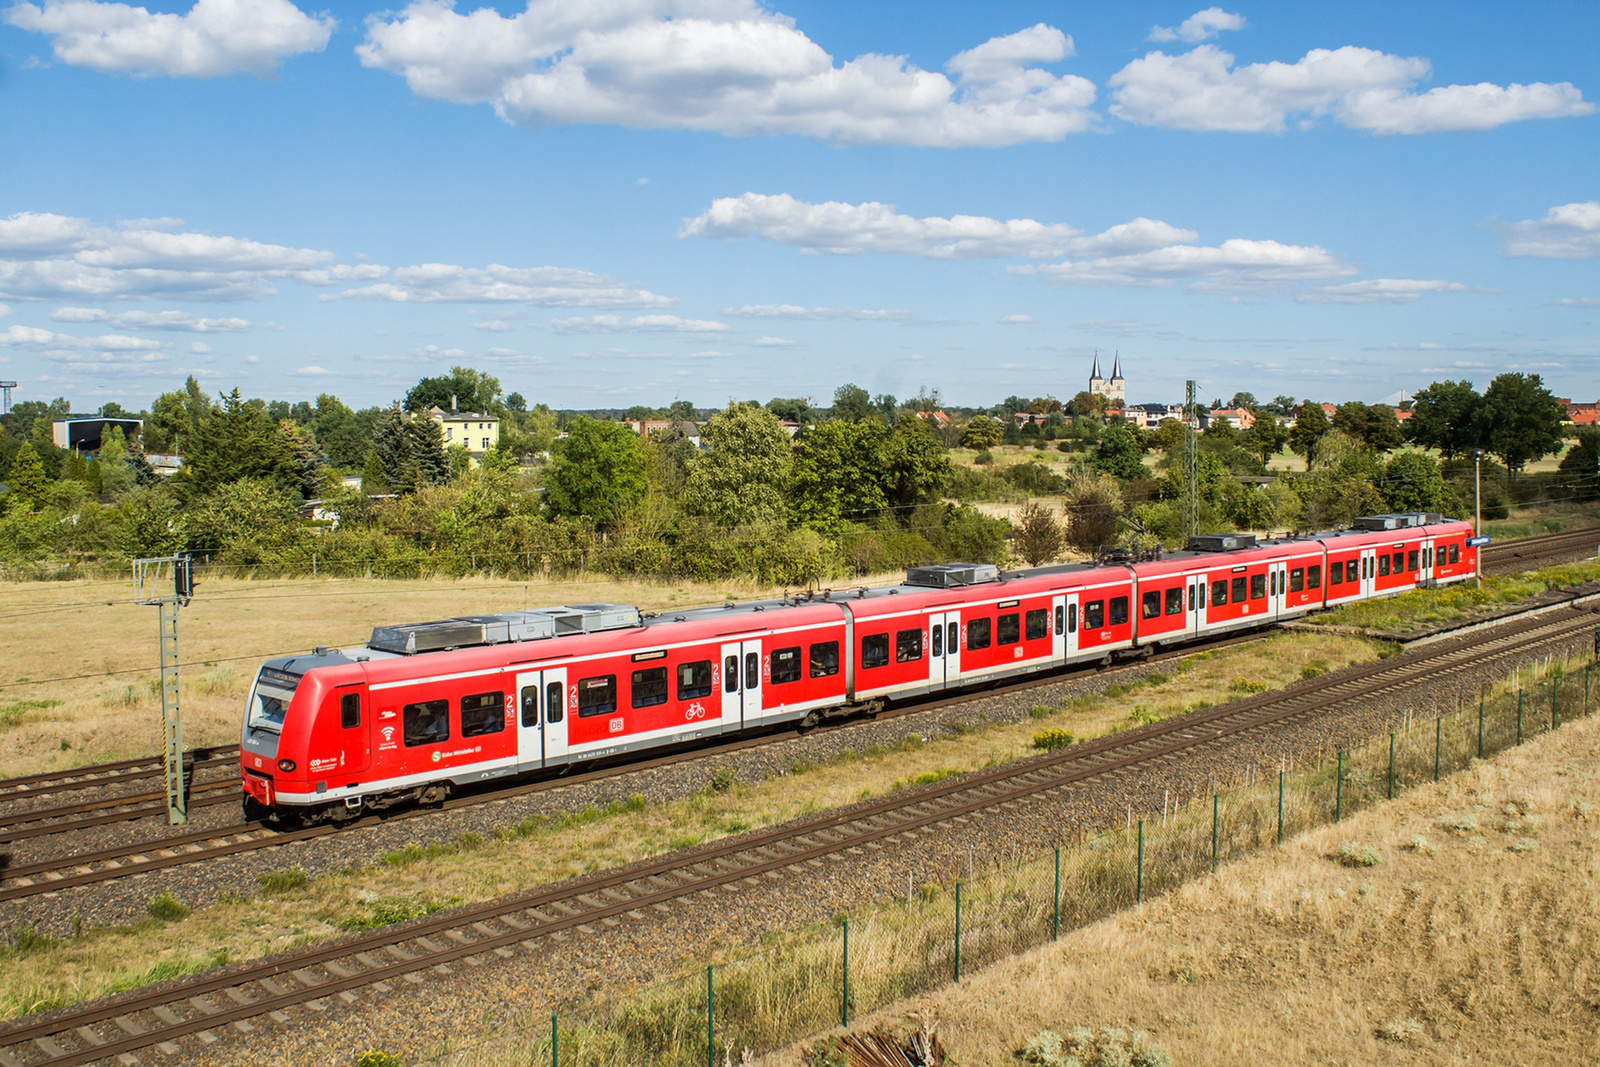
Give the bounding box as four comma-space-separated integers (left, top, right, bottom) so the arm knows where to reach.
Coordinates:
1026, 608, 1049, 640
746, 652, 761, 688
340, 692, 361, 729
631, 667, 669, 708
1347, 560, 1360, 583
1141, 591, 1162, 620
1165, 588, 1184, 615
1066, 605, 1076, 633
1377, 555, 1390, 577
810, 641, 841, 677
1212, 579, 1228, 606
1230, 576, 1247, 603
947, 622, 959, 651
1407, 550, 1419, 572
520, 686, 539, 728
1109, 597, 1129, 626
1449, 543, 1459, 564
862, 633, 891, 668
1083, 600, 1104, 630
1308, 565, 1322, 589
724, 656, 739, 693
678, 660, 714, 700
461, 691, 506, 737
771, 647, 803, 684
402, 700, 449, 747
546, 681, 563, 723
997, 613, 1021, 645
931, 624, 943, 658
1329, 563, 1343, 586
896, 628, 924, 662
577, 676, 617, 717
1392, 551, 1404, 573
1055, 605, 1065, 635
1250, 574, 1267, 600
1289, 568, 1304, 593
968, 617, 993, 649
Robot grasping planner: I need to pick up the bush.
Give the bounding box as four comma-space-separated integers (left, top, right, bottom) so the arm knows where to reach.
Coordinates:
1230, 678, 1268, 693
973, 450, 994, 465
709, 766, 736, 793
147, 893, 189, 921
356, 1051, 404, 1067
1336, 841, 1382, 868
1033, 728, 1074, 751
1022, 1025, 1171, 1067
258, 867, 310, 893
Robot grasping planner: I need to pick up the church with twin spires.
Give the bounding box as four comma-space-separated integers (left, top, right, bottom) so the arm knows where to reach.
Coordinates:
1089, 351, 1125, 405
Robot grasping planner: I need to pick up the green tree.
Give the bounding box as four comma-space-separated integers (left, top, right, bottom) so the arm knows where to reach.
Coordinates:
371, 407, 411, 489
97, 426, 135, 496
830, 383, 873, 423
669, 399, 697, 421
1556, 427, 1600, 501
189, 479, 304, 562
1240, 418, 1290, 467
1228, 391, 1258, 411
1407, 380, 1481, 459
5, 442, 50, 507
114, 486, 186, 557
310, 394, 378, 470
1382, 451, 1454, 513
281, 420, 326, 498
766, 397, 816, 425
960, 415, 1003, 450
407, 415, 451, 488
1011, 501, 1066, 566
403, 366, 503, 414
1480, 372, 1565, 474
545, 417, 648, 526
882, 416, 952, 509
682, 403, 793, 527
1148, 418, 1187, 455
1333, 401, 1403, 452
791, 419, 889, 533
505, 392, 527, 413
1062, 471, 1123, 553
1093, 419, 1146, 481
181, 388, 297, 498
360, 451, 388, 496
2, 397, 70, 443
1288, 402, 1330, 469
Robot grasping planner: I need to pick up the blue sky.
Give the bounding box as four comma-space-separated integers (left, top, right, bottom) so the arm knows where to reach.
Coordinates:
1, 1, 1597, 412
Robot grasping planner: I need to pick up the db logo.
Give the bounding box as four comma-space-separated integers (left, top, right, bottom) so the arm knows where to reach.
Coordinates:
685, 702, 707, 721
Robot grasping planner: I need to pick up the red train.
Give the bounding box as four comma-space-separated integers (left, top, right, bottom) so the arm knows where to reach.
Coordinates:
241, 512, 1477, 820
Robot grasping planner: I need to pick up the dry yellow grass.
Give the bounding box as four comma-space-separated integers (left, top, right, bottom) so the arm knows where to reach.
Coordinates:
763, 684, 1600, 1065
0, 631, 1372, 1020
0, 572, 837, 778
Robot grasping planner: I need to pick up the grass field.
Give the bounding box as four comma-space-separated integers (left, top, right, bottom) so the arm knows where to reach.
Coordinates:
0, 631, 1373, 1021
761, 670, 1600, 1067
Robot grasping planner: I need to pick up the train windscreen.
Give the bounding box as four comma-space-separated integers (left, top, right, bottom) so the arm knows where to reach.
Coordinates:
248, 666, 301, 733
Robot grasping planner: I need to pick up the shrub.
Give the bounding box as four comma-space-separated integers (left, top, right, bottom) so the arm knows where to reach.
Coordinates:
1376, 1018, 1423, 1043
974, 450, 994, 465
1336, 841, 1382, 868
1021, 1025, 1171, 1067
147, 893, 188, 922
1033, 728, 1074, 751
257, 867, 310, 893
1230, 678, 1268, 693
1029, 704, 1054, 719
709, 766, 736, 793
356, 1051, 404, 1067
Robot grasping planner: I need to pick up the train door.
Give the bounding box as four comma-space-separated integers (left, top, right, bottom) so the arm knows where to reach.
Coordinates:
1186, 573, 1205, 635
1360, 547, 1378, 598
1062, 591, 1080, 659
1420, 537, 1435, 585
515, 667, 568, 769
720, 639, 762, 729
1268, 560, 1288, 618
929, 610, 962, 690
1051, 595, 1067, 663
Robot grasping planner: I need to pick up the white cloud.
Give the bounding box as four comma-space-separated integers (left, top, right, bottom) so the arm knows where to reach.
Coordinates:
333, 263, 674, 308
1498, 201, 1600, 260
0, 323, 165, 350
245, 353, 259, 362
471, 319, 515, 332
1075, 318, 1145, 334
721, 303, 914, 321
1550, 296, 1600, 308
292, 364, 332, 375
190, 341, 212, 353
1109, 44, 1592, 134
0, 304, 9, 319
1295, 278, 1470, 304
5, 0, 335, 78
999, 314, 1033, 324
408, 344, 468, 359
1014, 238, 1356, 291
549, 313, 729, 334
683, 193, 1196, 259
751, 335, 795, 346
357, 2, 1096, 148
291, 264, 390, 286
116, 217, 184, 230
1149, 7, 1244, 44
51, 306, 251, 331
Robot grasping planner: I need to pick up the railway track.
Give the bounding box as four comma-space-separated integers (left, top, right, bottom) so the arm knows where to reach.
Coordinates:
1, 603, 1592, 1067
1481, 525, 1598, 574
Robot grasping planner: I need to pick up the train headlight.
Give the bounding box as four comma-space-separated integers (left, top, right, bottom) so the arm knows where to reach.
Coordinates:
277, 759, 296, 773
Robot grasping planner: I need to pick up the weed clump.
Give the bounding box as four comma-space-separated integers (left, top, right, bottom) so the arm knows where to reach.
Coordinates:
1030, 704, 1054, 720
1510, 837, 1538, 854
355, 1051, 404, 1067
338, 896, 451, 930
1033, 728, 1074, 751
709, 766, 736, 793
1230, 678, 1268, 694
893, 768, 960, 791
1438, 813, 1478, 834
1405, 834, 1436, 856
1376, 1018, 1423, 1043
1336, 842, 1382, 868
147, 893, 188, 922
1021, 1025, 1171, 1067
258, 867, 310, 893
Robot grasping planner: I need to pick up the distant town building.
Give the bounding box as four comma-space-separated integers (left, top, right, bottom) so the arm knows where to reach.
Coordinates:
426, 395, 499, 467
1207, 407, 1256, 430
914, 410, 952, 430
1088, 352, 1125, 406
1562, 399, 1599, 426
51, 415, 142, 453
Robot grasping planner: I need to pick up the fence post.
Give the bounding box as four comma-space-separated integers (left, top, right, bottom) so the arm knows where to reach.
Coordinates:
1211, 794, 1219, 873
1388, 733, 1395, 799
706, 965, 714, 1067
1440, 716, 1452, 783
1552, 674, 1559, 730
1335, 751, 1343, 822
841, 917, 850, 1028
551, 1013, 558, 1067
1136, 821, 1144, 904
1517, 688, 1523, 745
1586, 664, 1591, 717
1052, 848, 1060, 940
954, 882, 962, 982
1477, 697, 1484, 758
1277, 771, 1284, 845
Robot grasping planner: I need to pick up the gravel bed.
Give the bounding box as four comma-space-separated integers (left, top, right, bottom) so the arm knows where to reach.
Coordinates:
0, 758, 240, 839
137, 623, 1594, 1066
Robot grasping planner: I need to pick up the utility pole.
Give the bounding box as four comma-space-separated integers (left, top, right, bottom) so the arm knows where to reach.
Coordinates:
0, 381, 15, 417
135, 556, 194, 825
1184, 380, 1199, 540
1469, 448, 1484, 589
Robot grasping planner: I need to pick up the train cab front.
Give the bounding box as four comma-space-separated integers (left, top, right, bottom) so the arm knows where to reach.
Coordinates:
240, 649, 355, 821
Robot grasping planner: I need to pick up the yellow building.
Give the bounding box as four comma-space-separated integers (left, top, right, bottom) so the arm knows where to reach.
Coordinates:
427, 397, 500, 467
